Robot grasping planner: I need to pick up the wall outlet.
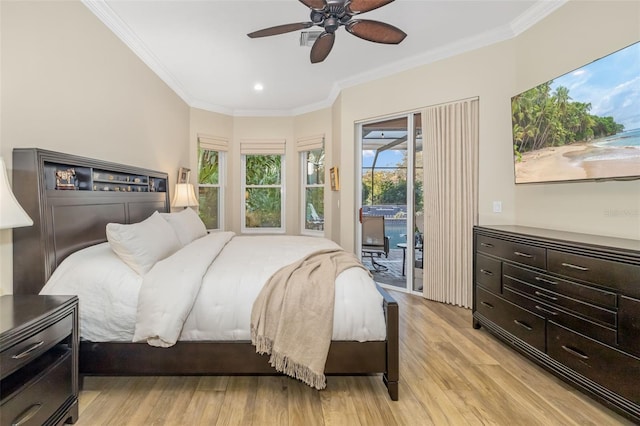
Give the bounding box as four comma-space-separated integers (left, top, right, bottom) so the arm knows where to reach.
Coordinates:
492, 201, 502, 213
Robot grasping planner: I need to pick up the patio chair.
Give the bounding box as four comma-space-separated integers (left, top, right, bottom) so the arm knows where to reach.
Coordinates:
361, 215, 390, 272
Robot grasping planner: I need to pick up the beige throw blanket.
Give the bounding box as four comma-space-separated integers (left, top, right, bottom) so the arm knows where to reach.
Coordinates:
250, 248, 370, 390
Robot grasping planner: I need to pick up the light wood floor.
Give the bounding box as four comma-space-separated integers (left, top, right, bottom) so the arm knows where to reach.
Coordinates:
76, 291, 633, 425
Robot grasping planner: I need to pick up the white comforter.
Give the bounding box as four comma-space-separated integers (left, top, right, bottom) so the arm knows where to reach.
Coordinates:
41, 233, 387, 343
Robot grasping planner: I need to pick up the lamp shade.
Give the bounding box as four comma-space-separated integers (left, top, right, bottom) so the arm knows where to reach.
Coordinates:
172, 183, 199, 208
0, 157, 33, 229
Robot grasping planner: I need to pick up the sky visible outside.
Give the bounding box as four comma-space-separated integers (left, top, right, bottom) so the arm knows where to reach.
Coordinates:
551, 41, 640, 131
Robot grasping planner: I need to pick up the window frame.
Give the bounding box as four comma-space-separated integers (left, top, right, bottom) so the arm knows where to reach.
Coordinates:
300, 149, 325, 236
241, 153, 286, 234
197, 147, 225, 231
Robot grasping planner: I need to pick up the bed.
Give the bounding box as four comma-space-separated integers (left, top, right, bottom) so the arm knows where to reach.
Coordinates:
11, 148, 399, 400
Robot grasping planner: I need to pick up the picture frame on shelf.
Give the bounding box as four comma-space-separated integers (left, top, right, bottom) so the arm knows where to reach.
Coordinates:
178, 167, 190, 184
330, 166, 340, 191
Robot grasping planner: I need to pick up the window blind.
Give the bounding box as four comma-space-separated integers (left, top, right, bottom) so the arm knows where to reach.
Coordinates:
240, 139, 286, 155
296, 134, 324, 152
198, 134, 229, 152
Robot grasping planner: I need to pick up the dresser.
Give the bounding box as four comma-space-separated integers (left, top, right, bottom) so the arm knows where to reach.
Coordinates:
0, 295, 79, 425
472, 225, 640, 423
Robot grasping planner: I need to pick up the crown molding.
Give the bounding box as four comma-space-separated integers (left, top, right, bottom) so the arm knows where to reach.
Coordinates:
510, 0, 567, 36
82, 0, 566, 118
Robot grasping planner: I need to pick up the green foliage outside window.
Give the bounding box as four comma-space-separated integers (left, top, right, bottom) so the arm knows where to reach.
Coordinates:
245, 155, 283, 229
198, 148, 219, 229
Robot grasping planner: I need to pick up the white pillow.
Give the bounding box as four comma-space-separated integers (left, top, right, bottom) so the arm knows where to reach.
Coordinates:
106, 211, 182, 275
161, 208, 207, 247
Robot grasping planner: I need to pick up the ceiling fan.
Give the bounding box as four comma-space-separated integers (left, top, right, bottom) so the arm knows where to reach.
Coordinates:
247, 0, 407, 64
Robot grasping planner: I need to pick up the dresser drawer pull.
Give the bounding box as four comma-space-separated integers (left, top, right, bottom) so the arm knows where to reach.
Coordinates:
561, 345, 589, 360
534, 291, 558, 301
561, 262, 589, 271
11, 341, 44, 359
534, 276, 557, 285
11, 403, 42, 426
480, 242, 494, 248
514, 251, 533, 258
513, 320, 533, 331
535, 305, 558, 316
480, 269, 493, 276
480, 301, 494, 309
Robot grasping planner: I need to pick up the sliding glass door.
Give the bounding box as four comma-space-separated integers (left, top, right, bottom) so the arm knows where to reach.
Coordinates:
357, 112, 423, 293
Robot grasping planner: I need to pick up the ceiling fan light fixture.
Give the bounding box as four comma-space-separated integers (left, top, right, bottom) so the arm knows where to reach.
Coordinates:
248, 0, 405, 63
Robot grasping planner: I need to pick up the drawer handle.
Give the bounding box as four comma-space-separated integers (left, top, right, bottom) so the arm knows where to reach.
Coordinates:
514, 251, 533, 258
534, 291, 558, 301
561, 262, 589, 272
11, 341, 44, 359
480, 242, 494, 248
535, 305, 558, 316
480, 301, 494, 309
535, 276, 557, 285
480, 269, 493, 276
561, 345, 589, 360
513, 319, 533, 331
11, 403, 42, 426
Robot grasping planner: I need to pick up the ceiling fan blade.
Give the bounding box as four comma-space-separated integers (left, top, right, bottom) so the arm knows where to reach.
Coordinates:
248, 22, 313, 38
310, 32, 335, 63
346, 0, 395, 14
345, 20, 406, 44
299, 0, 327, 11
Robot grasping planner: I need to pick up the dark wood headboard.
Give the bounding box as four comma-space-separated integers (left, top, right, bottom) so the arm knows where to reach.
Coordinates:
12, 148, 171, 294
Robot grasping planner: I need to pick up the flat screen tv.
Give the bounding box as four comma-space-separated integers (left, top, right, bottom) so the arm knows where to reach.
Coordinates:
511, 41, 640, 184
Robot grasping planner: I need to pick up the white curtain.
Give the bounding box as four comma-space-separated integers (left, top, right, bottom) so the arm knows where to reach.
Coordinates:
422, 98, 479, 308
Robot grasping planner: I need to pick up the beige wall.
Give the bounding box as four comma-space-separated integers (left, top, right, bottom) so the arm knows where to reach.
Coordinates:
0, 1, 190, 294
2, 1, 638, 294
512, 1, 640, 237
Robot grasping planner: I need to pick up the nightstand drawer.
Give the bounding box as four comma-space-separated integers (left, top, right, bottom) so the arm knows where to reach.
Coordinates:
0, 314, 72, 379
1, 349, 72, 426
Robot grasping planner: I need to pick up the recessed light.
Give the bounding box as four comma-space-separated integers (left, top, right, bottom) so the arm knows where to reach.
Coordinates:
254, 83, 264, 92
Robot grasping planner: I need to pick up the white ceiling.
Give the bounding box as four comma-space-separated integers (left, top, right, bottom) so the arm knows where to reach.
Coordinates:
84, 0, 566, 116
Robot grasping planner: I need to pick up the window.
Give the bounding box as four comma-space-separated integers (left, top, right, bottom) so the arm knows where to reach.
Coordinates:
302, 149, 324, 233
242, 154, 285, 232
197, 135, 227, 230
297, 135, 325, 234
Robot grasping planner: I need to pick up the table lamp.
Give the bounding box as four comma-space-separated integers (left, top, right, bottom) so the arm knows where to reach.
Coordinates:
0, 157, 33, 229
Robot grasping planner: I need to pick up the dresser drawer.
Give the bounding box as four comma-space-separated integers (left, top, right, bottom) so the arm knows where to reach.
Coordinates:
0, 314, 72, 379
0, 349, 72, 426
548, 250, 640, 298
502, 263, 616, 308
476, 287, 545, 352
503, 274, 616, 327
619, 296, 640, 358
502, 286, 616, 346
548, 321, 640, 405
475, 254, 501, 294
476, 235, 545, 269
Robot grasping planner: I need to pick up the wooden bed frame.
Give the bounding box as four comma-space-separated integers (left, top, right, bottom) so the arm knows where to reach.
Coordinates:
12, 148, 399, 400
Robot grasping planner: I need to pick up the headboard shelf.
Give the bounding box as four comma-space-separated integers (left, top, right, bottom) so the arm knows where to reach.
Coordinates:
12, 148, 171, 294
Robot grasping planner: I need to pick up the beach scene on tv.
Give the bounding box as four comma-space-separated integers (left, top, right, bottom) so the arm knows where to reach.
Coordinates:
512, 41, 640, 184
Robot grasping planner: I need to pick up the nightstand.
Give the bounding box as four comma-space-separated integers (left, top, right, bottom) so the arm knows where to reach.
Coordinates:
0, 295, 79, 425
